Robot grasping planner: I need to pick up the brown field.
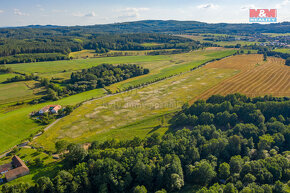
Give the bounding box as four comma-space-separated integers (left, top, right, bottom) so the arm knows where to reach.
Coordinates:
205, 47, 228, 50
192, 54, 290, 102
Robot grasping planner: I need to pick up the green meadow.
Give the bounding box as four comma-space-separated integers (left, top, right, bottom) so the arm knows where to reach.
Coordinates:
0, 73, 17, 83
273, 48, 290, 54
8, 55, 170, 80
0, 88, 106, 153
0, 80, 44, 106
262, 33, 290, 37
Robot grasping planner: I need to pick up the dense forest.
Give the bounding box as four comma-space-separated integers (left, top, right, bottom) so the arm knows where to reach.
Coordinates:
1, 20, 289, 35
0, 33, 199, 64
2, 94, 289, 193
67, 64, 149, 92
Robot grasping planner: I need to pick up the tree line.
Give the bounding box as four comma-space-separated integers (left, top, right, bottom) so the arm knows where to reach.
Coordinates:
2, 93, 289, 193
0, 65, 12, 74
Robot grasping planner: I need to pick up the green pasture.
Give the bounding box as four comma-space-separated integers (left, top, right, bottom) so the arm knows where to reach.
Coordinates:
0, 80, 43, 105
273, 48, 290, 54
0, 73, 17, 83
0, 88, 106, 153
8, 55, 170, 80
262, 33, 290, 37
215, 41, 260, 46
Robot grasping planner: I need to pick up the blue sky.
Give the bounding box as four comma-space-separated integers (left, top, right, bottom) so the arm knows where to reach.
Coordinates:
0, 0, 289, 27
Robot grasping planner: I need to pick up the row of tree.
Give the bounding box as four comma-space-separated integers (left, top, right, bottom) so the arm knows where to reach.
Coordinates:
0, 65, 12, 74
4, 74, 38, 83
0, 53, 69, 64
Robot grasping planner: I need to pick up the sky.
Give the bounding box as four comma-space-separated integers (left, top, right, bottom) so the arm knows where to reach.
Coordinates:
0, 0, 289, 27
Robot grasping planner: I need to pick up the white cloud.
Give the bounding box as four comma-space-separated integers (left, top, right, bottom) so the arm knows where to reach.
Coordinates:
14, 9, 29, 16
197, 4, 219, 9
241, 4, 256, 10
276, 0, 289, 8
0, 10, 4, 14
116, 7, 149, 20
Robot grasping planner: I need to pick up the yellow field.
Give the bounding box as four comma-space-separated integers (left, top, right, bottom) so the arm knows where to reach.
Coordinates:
192, 54, 290, 101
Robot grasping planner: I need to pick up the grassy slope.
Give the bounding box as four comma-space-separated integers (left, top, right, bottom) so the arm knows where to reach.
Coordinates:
107, 49, 236, 92
0, 89, 106, 153
34, 66, 237, 151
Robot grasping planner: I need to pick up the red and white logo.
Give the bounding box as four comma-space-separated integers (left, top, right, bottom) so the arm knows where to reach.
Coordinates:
249, 9, 277, 22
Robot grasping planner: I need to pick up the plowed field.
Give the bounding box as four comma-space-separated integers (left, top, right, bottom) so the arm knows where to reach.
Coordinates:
193, 54, 290, 101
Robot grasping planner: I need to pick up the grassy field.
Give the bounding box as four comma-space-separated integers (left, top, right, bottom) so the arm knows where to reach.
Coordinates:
69, 49, 179, 59
69, 49, 97, 59
273, 48, 290, 54
215, 41, 260, 46
179, 35, 260, 46
0, 73, 17, 83
8, 55, 171, 80
191, 55, 290, 101
34, 66, 237, 151
0, 80, 44, 106
0, 89, 106, 153
262, 33, 290, 37
106, 49, 236, 92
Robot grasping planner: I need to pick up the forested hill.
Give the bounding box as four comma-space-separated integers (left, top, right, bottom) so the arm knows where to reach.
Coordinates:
2, 20, 290, 34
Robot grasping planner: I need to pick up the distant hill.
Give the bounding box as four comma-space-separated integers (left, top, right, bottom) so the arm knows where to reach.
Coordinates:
3, 20, 290, 34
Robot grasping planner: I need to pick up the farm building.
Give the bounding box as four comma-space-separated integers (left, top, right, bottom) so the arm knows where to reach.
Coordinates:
0, 156, 30, 182
39, 105, 62, 114
0, 163, 12, 174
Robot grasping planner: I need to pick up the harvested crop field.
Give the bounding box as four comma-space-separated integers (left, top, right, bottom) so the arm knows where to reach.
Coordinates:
193, 54, 290, 101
